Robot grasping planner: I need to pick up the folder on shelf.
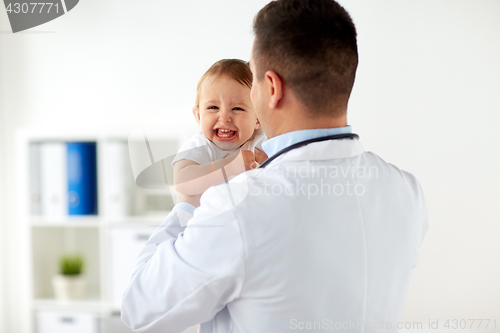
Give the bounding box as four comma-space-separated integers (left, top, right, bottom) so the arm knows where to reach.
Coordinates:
40, 142, 68, 217
67, 142, 98, 215
29, 143, 42, 215
104, 141, 131, 217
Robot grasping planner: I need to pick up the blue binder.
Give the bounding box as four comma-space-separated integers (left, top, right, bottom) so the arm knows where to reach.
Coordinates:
67, 142, 98, 215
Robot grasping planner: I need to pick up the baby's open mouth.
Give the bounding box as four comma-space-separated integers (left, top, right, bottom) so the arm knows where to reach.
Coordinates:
214, 128, 237, 141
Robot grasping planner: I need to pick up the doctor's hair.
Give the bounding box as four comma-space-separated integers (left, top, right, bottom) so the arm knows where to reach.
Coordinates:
253, 0, 358, 117
195, 59, 253, 107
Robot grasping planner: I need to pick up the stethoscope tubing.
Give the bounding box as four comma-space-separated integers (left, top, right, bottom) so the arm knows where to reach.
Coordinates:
258, 133, 359, 169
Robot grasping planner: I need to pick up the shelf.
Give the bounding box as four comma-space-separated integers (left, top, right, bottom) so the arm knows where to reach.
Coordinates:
19, 130, 184, 332
31, 228, 101, 300
29, 214, 172, 227
30, 216, 102, 227
33, 298, 104, 312
106, 214, 171, 226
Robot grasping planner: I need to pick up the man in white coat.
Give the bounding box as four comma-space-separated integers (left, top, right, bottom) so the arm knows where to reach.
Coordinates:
121, 0, 429, 332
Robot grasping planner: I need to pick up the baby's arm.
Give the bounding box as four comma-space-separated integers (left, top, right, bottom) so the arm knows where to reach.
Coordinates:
173, 149, 258, 203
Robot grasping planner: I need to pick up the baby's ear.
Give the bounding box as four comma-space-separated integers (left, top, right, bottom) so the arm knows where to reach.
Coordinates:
255, 118, 261, 129
192, 106, 201, 124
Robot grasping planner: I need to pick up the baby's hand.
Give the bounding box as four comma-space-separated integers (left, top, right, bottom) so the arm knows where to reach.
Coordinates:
225, 149, 258, 175
240, 150, 258, 171
254, 148, 268, 165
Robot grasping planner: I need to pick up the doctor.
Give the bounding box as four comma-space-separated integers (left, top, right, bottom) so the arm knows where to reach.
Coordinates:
121, 0, 429, 332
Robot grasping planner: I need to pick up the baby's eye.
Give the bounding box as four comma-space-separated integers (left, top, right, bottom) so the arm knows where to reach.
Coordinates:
208, 106, 219, 110
233, 107, 245, 111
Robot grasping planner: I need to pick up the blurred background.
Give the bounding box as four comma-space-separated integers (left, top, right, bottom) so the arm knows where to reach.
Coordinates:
1, 0, 499, 332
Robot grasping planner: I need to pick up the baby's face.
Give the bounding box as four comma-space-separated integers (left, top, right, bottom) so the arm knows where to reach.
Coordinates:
195, 75, 260, 151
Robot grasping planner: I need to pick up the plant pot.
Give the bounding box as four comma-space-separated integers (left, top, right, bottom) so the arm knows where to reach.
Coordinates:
52, 274, 87, 301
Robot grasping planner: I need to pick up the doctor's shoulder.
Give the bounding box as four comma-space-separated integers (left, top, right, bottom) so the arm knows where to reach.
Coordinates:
194, 170, 257, 216
200, 167, 269, 206
364, 151, 428, 210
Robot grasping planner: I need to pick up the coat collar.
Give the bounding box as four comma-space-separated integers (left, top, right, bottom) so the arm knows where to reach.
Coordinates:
264, 138, 365, 168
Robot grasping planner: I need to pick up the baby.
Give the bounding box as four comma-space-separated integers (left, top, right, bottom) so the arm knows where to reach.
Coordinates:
171, 59, 268, 207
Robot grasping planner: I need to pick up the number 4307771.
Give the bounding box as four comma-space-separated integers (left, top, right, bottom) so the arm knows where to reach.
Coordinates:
6, 3, 59, 14
444, 319, 496, 330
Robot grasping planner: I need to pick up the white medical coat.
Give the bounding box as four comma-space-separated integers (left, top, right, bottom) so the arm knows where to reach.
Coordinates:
121, 138, 429, 333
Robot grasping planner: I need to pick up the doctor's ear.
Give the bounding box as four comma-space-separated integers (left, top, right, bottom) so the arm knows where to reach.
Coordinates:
192, 106, 201, 124
265, 70, 284, 109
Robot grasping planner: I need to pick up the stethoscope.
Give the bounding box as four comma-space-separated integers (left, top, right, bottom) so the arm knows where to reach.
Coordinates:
258, 133, 360, 169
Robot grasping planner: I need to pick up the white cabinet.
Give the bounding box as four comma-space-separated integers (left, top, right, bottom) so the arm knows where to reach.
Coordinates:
18, 129, 197, 333
108, 226, 158, 308
36, 310, 99, 333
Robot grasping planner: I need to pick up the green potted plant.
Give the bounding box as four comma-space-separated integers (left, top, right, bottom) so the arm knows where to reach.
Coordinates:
52, 253, 87, 301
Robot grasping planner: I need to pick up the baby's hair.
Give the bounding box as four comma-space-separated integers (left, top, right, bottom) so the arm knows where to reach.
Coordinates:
195, 59, 253, 107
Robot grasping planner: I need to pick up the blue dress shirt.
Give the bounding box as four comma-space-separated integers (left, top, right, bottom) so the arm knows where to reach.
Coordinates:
261, 125, 353, 157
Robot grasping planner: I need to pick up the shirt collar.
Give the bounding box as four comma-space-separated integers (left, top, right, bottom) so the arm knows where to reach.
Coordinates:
261, 126, 353, 157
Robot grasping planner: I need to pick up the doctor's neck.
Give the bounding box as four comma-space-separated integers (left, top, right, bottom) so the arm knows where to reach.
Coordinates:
260, 83, 350, 138
264, 105, 348, 139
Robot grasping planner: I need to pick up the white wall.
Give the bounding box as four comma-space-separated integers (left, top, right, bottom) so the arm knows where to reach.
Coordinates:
1, 0, 499, 332
0, 76, 6, 333
340, 0, 500, 324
